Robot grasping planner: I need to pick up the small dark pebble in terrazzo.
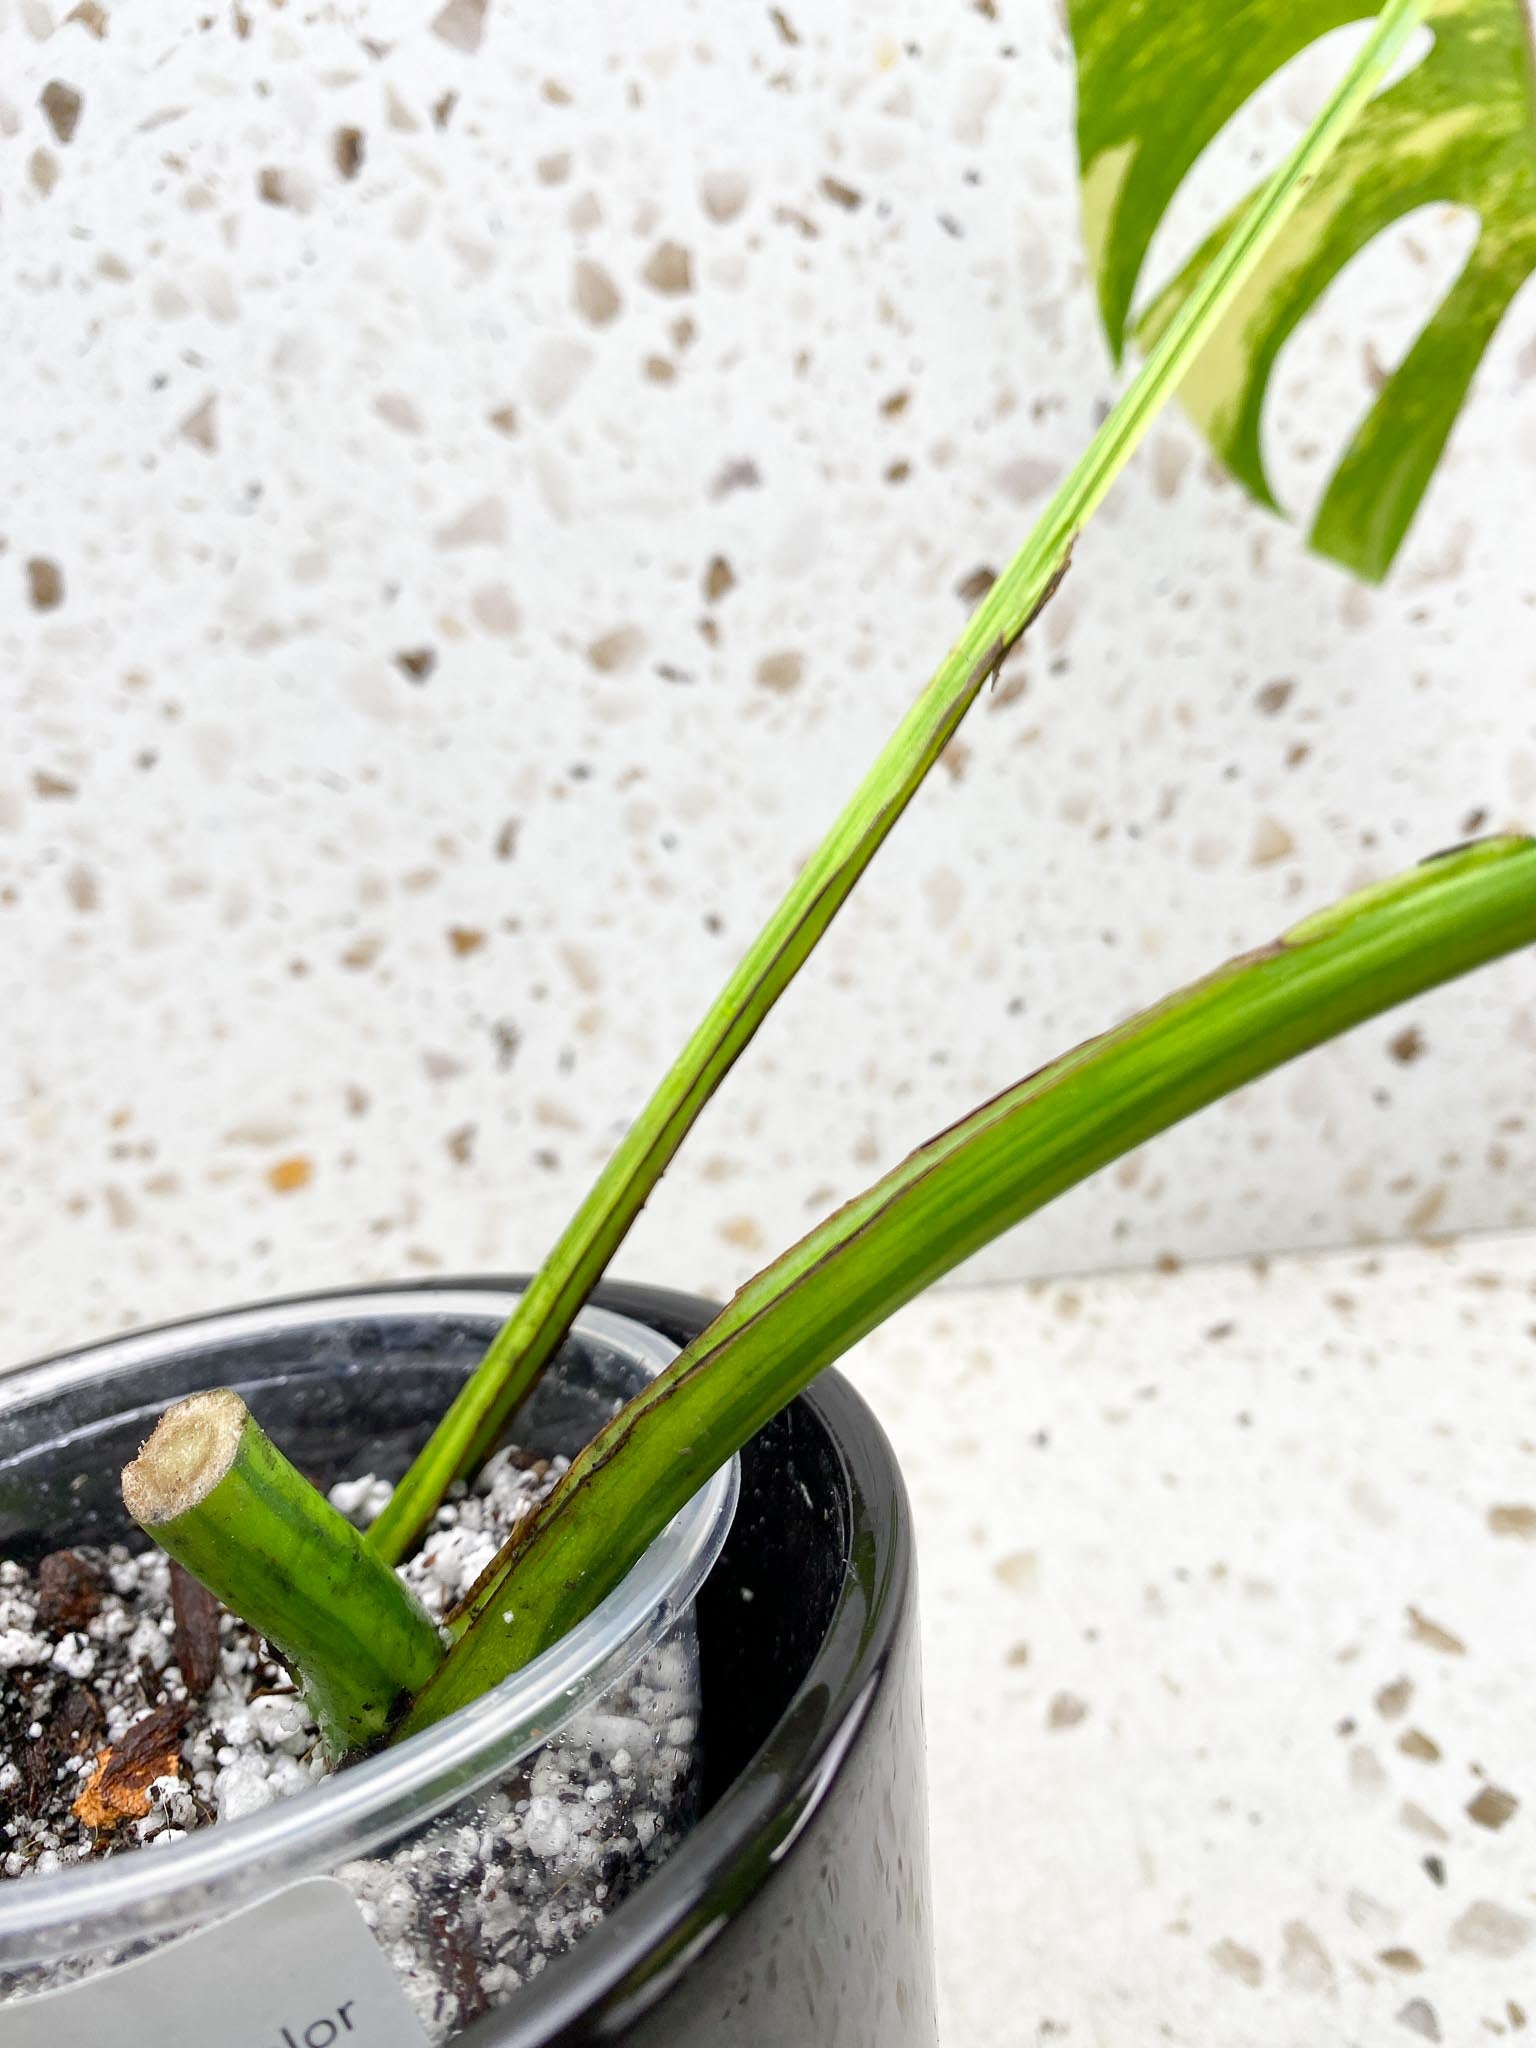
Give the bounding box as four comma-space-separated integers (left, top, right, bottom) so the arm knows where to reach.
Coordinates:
1467, 1784, 1519, 1829
25, 560, 64, 611
1397, 1998, 1441, 2042
40, 83, 83, 145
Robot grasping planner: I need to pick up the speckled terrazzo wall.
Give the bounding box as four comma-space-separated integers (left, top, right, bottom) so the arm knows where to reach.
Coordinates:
852, 1232, 1536, 2048
2, 2, 1534, 1364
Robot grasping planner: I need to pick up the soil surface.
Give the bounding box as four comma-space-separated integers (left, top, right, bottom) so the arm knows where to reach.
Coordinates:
0, 1450, 563, 1872
0, 1450, 702, 2042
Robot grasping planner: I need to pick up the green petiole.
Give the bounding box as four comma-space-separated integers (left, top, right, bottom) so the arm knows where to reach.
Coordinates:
370, 0, 1433, 1567
122, 1391, 443, 1756
399, 835, 1536, 1735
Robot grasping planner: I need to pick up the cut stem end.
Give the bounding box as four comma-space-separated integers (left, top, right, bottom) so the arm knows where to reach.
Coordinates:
122, 1388, 247, 1527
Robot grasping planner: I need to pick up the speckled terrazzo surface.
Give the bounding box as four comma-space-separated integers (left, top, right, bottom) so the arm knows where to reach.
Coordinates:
843, 1232, 1536, 2048
2, 6, 1536, 1358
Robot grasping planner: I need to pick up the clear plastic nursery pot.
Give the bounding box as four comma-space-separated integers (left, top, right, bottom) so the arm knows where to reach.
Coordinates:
0, 1288, 737, 2044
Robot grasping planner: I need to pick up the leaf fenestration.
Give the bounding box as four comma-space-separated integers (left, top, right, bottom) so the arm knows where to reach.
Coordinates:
1069, 0, 1536, 579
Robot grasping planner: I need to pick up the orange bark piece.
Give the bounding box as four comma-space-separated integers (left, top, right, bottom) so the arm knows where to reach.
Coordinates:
72, 1703, 188, 1831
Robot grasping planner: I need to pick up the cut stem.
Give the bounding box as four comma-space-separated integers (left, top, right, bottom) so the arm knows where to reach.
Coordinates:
370, 0, 1432, 1567
123, 1391, 443, 1756
400, 835, 1536, 1735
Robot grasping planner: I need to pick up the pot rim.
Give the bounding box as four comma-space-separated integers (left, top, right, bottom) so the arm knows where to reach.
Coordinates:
0, 1286, 737, 1963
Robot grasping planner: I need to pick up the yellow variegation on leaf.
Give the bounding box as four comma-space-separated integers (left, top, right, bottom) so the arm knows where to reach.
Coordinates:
1069, 0, 1536, 579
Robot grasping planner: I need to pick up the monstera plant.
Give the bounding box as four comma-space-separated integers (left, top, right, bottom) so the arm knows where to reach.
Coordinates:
116, 0, 1536, 1760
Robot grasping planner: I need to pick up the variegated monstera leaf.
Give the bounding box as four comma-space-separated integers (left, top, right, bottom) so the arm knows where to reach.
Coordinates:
1068, 0, 1536, 579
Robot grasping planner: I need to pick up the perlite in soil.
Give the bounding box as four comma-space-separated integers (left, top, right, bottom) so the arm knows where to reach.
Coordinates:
0, 1446, 702, 2044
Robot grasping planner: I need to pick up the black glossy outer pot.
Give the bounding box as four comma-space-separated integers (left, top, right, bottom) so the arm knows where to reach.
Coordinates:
451, 1277, 937, 2048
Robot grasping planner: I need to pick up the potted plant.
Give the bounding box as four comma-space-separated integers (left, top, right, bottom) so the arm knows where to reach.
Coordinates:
2, 0, 1532, 2041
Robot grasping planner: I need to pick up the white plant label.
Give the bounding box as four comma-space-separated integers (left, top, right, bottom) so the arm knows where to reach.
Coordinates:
0, 1876, 430, 2047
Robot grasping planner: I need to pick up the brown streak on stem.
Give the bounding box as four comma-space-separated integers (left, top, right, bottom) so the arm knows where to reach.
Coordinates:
966, 634, 1009, 695
1021, 545, 1074, 632
441, 910, 1365, 1635
462, 637, 1014, 1467
1422, 837, 1495, 866
966, 546, 1074, 696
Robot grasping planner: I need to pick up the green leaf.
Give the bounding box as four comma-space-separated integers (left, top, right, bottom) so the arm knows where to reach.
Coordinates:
1069, 0, 1536, 579
369, 0, 1428, 1569
398, 836, 1536, 1737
